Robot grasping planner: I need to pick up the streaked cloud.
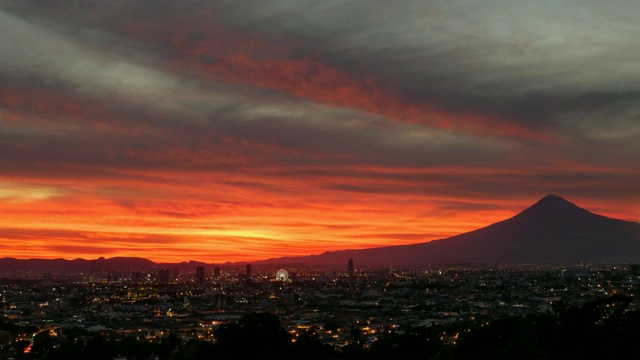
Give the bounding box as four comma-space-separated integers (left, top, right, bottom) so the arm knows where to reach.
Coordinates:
0, 0, 638, 262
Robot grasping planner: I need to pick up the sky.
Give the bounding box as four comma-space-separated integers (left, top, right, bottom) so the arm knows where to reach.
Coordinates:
0, 1, 639, 263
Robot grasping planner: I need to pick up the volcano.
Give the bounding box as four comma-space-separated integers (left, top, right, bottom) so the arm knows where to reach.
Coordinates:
257, 195, 640, 265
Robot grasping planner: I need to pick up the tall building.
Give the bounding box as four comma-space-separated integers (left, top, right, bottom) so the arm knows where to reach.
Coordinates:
42, 272, 52, 285
131, 271, 145, 283
158, 268, 171, 285
91, 260, 97, 276
196, 266, 205, 286
214, 267, 221, 278
348, 258, 354, 280
246, 264, 252, 278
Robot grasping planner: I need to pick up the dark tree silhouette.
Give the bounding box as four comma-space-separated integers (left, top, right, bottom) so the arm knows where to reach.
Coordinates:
159, 333, 181, 359
368, 326, 443, 359
289, 327, 337, 359
453, 295, 640, 359
31, 330, 54, 357
213, 312, 290, 359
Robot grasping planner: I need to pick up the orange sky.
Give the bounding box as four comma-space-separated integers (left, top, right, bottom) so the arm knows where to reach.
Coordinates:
0, 2, 639, 263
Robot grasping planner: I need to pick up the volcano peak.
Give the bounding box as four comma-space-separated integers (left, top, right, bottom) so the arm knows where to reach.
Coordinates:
516, 194, 585, 218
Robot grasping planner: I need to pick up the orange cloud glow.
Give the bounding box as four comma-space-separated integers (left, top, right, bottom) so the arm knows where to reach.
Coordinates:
1, 2, 639, 264
1, 160, 637, 263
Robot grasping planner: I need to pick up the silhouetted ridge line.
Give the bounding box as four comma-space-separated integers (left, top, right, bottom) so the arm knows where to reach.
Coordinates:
516, 194, 586, 218
254, 195, 640, 265
0, 195, 638, 270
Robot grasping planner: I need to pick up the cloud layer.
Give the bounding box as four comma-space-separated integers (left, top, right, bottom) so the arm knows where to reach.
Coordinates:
0, 1, 638, 262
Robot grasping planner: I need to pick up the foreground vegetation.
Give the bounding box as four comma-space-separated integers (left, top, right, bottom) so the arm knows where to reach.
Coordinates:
3, 294, 639, 359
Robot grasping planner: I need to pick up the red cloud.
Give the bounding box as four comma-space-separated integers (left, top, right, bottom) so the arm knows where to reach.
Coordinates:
117, 19, 559, 143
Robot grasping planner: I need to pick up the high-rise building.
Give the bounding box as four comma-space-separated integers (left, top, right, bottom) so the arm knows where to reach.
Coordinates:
149, 266, 158, 283
196, 266, 205, 286
348, 258, 354, 279
246, 264, 252, 278
131, 271, 145, 283
158, 268, 171, 285
91, 260, 97, 275
214, 267, 221, 278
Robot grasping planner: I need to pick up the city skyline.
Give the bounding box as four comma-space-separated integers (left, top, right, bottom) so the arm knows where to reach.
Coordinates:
1, 1, 639, 263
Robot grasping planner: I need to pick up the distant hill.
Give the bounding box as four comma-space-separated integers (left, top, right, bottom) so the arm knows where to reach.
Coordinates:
0, 256, 250, 277
255, 195, 640, 265
0, 257, 239, 276
0, 257, 156, 275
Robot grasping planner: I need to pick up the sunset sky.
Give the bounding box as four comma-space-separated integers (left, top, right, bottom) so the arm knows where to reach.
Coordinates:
1, 1, 639, 263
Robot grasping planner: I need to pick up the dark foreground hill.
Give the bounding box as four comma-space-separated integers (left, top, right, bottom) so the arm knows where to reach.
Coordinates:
256, 195, 640, 265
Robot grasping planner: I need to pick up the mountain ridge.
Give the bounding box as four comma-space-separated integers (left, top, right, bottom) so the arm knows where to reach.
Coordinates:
1, 195, 639, 271
254, 194, 640, 265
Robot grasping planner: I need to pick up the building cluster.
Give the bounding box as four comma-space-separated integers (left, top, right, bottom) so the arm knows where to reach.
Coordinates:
1, 260, 639, 357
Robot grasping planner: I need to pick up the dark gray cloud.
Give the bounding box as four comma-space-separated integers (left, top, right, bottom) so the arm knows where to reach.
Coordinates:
1, 0, 638, 165
3, 1, 639, 139
0, 0, 638, 260
198, 1, 640, 127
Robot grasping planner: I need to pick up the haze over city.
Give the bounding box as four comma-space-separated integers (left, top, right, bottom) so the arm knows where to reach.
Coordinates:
1, 1, 639, 263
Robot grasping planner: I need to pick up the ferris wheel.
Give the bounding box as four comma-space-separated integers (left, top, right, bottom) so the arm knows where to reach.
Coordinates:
275, 269, 289, 282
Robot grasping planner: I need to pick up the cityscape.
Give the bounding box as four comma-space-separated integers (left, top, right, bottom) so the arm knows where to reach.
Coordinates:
2, 259, 640, 359
1, 196, 638, 359
2, 1, 640, 359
